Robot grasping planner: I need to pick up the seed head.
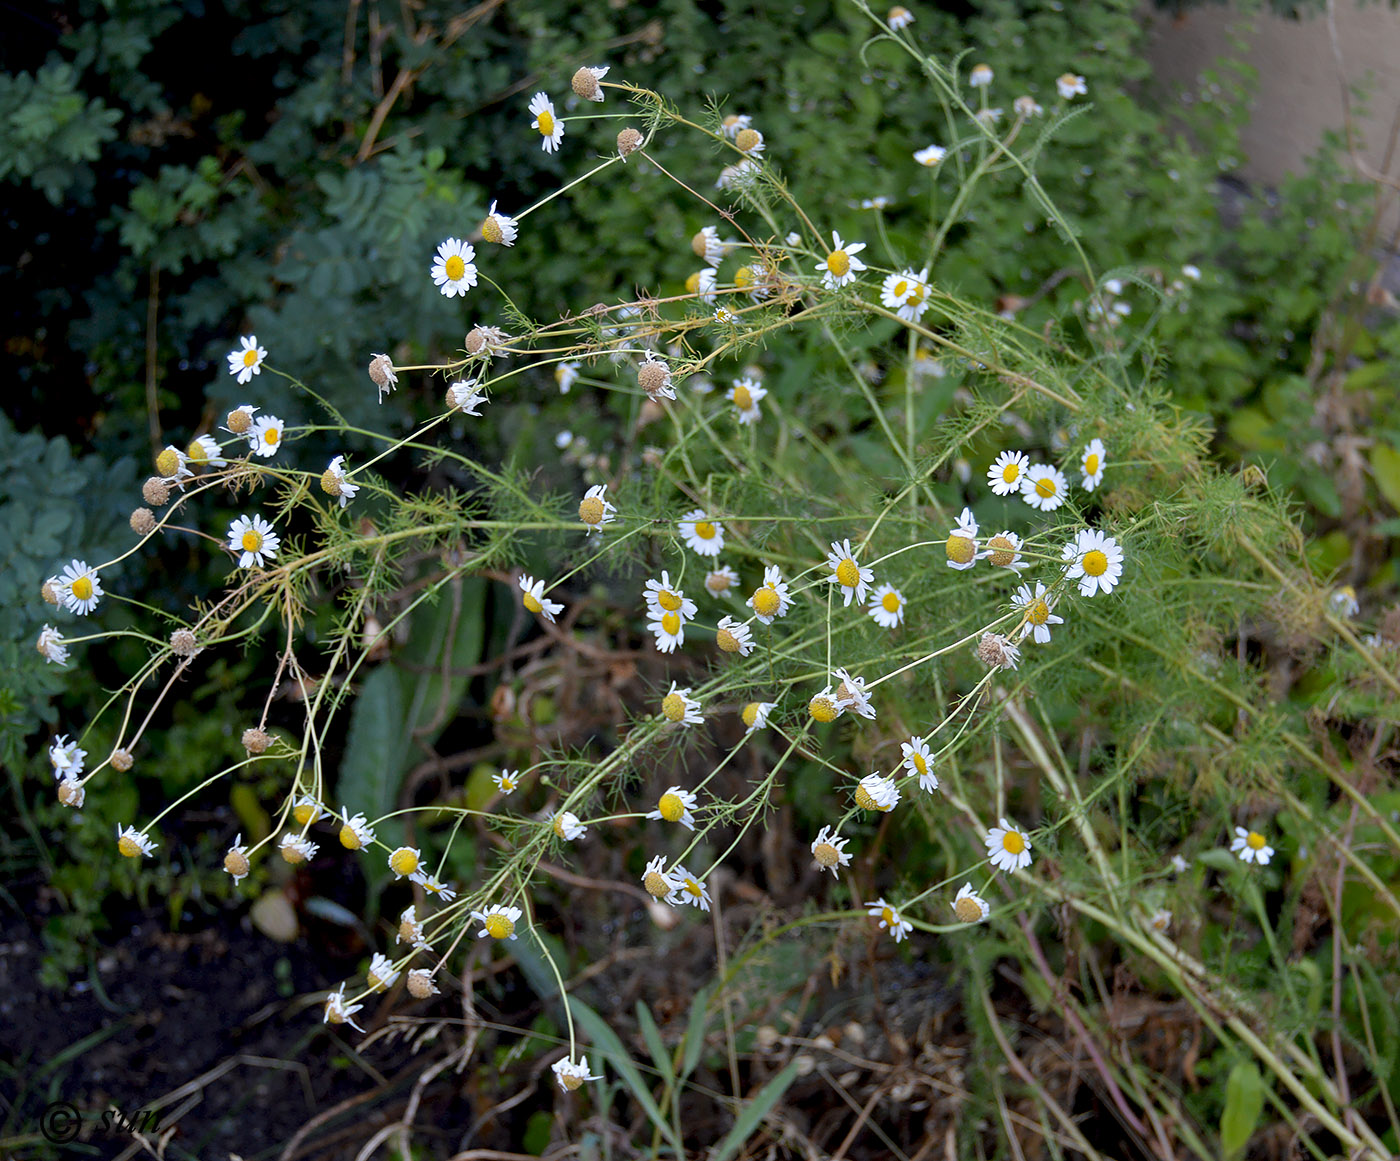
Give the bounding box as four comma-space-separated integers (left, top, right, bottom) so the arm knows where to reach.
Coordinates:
142, 476, 172, 506
242, 726, 271, 754
58, 778, 85, 806
225, 407, 253, 434
571, 65, 608, 102
368, 353, 396, 392
170, 628, 200, 657
976, 632, 1020, 671
111, 749, 134, 772
617, 127, 643, 156
224, 847, 250, 879
41, 578, 59, 605
637, 358, 672, 400
407, 969, 439, 999
129, 507, 156, 534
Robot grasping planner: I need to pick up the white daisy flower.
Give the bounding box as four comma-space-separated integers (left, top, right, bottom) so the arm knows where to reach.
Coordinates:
551, 810, 587, 841
914, 144, 947, 166
741, 700, 776, 733
293, 795, 326, 826
493, 769, 519, 794
222, 404, 258, 436
55, 778, 83, 807
987, 450, 1030, 495
1080, 438, 1106, 492
185, 433, 226, 468
421, 876, 456, 902
338, 809, 375, 850
985, 818, 1033, 873
645, 572, 698, 621
638, 354, 676, 401
976, 106, 1003, 125
715, 160, 759, 191
578, 484, 617, 536
519, 575, 564, 623
555, 361, 580, 393
57, 560, 103, 616
1020, 464, 1068, 511
703, 565, 739, 597
978, 529, 1026, 571
833, 668, 876, 719
727, 376, 766, 425
867, 583, 906, 629
223, 835, 250, 883
901, 737, 939, 792
1149, 909, 1172, 933
686, 267, 718, 304
1014, 581, 1064, 644
866, 897, 913, 942
156, 444, 193, 487
322, 455, 359, 509
324, 983, 365, 1031
855, 773, 900, 812
946, 506, 979, 571
571, 63, 610, 101
481, 200, 518, 246
715, 615, 755, 655
366, 952, 400, 992
1013, 95, 1044, 118
953, 883, 990, 924
388, 845, 427, 883
117, 824, 158, 859
1231, 826, 1274, 866
667, 865, 712, 911
880, 267, 931, 322
659, 682, 703, 727
808, 685, 845, 723
691, 225, 726, 267
678, 509, 725, 557
226, 335, 267, 384
826, 539, 874, 606
368, 353, 397, 400
553, 1055, 602, 1092
1062, 529, 1124, 596
811, 826, 853, 877
473, 903, 523, 940
279, 832, 318, 864
37, 625, 69, 666
977, 632, 1022, 671
642, 855, 682, 900
647, 609, 686, 653
888, 6, 914, 30
50, 734, 86, 776
430, 237, 478, 297
1056, 72, 1087, 100
817, 231, 868, 290
969, 63, 994, 87
720, 113, 752, 138
227, 513, 280, 569
397, 906, 429, 950
446, 379, 488, 415
529, 92, 564, 152
748, 564, 792, 624
734, 262, 772, 302
247, 414, 285, 458
733, 126, 765, 155
647, 786, 698, 830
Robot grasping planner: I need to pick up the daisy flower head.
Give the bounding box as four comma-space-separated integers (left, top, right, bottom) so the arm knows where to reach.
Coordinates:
976, 106, 1004, 126
446, 379, 488, 415
880, 268, 931, 322
155, 444, 192, 486
833, 668, 876, 719
226, 335, 267, 384
292, 795, 325, 826
227, 513, 280, 569
1021, 463, 1068, 511
430, 237, 478, 297
734, 262, 772, 302
367, 952, 400, 992
397, 906, 429, 949
733, 126, 765, 156
494, 769, 519, 795
571, 63, 610, 102
969, 63, 994, 87
116, 824, 157, 859
519, 575, 564, 623
866, 898, 913, 942
953, 883, 990, 924
985, 818, 1033, 873
409, 970, 439, 998
715, 160, 760, 191
551, 810, 587, 841
826, 539, 874, 606
704, 564, 739, 597
421, 875, 456, 902
987, 449, 1030, 496
715, 615, 755, 655
679, 509, 725, 557
748, 564, 792, 624
529, 92, 564, 152
324, 983, 365, 1032
647, 786, 698, 830
817, 231, 868, 290
667, 865, 712, 911
1079, 438, 1106, 492
977, 632, 1021, 671
855, 773, 900, 813
338, 809, 375, 850
58, 560, 103, 616
691, 225, 726, 267
647, 608, 686, 653
901, 737, 939, 792
37, 625, 69, 666
979, 529, 1025, 570
578, 484, 617, 536
1062, 528, 1124, 597
480, 200, 518, 246
645, 571, 697, 621
811, 826, 853, 877
1149, 909, 1172, 933
50, 733, 86, 776
473, 903, 524, 940
247, 414, 285, 458
686, 267, 718, 304
808, 685, 844, 723
946, 507, 980, 571
185, 434, 226, 469
279, 832, 318, 865
320, 455, 359, 509
223, 835, 250, 884
713, 304, 739, 326
368, 353, 397, 400
1014, 581, 1064, 644
1231, 826, 1274, 866
1328, 585, 1359, 618
553, 1055, 602, 1092
388, 845, 427, 882
888, 6, 914, 30
914, 144, 947, 166
637, 354, 676, 401
1056, 72, 1087, 100
727, 376, 767, 424
223, 403, 258, 436
741, 700, 776, 733
642, 855, 681, 899
465, 324, 511, 360
867, 583, 906, 629
1013, 95, 1044, 118
659, 682, 703, 727
555, 361, 580, 394
721, 113, 752, 138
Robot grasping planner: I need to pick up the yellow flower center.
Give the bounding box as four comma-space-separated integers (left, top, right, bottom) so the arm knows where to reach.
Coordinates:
684, 878, 703, 900
1001, 831, 1026, 855
907, 282, 926, 305
954, 896, 984, 923
70, 576, 94, 601
835, 558, 860, 587
880, 906, 896, 925
552, 815, 570, 837
499, 776, 516, 792
293, 801, 317, 826
242, 349, 258, 367
263, 427, 280, 446
579, 496, 605, 525
946, 534, 975, 564
661, 611, 681, 635
881, 591, 901, 613
685, 271, 702, 294
1034, 475, 1057, 499
826, 250, 851, 278
389, 847, 420, 876
1026, 598, 1050, 625
1082, 549, 1108, 577
733, 384, 753, 410
320, 468, 342, 496
481, 216, 503, 244
693, 521, 717, 540
339, 824, 363, 850
522, 588, 546, 614
1085, 453, 1100, 475
813, 841, 839, 868
536, 110, 555, 136
809, 694, 839, 722
658, 792, 686, 822
986, 535, 1017, 567
156, 448, 179, 476
1002, 463, 1020, 483
734, 127, 761, 152
224, 850, 249, 876
187, 439, 207, 462
444, 255, 466, 282
716, 627, 740, 653
741, 702, 762, 727
735, 265, 756, 288
893, 279, 909, 298
242, 530, 263, 553
644, 870, 671, 898
752, 587, 781, 617
662, 692, 687, 722
911, 753, 927, 775
657, 590, 682, 612
281, 841, 307, 864
484, 913, 515, 939
118, 834, 143, 858
399, 918, 419, 942
1246, 831, 1266, 850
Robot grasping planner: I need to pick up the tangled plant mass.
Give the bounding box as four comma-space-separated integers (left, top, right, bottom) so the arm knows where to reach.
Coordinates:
29, 5, 1400, 1155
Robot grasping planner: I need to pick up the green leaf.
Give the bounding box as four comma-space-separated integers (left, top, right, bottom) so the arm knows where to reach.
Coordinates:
1371, 443, 1400, 513
337, 663, 407, 850
635, 1001, 675, 1087
570, 999, 682, 1155
707, 1058, 802, 1161
680, 984, 714, 1080
1220, 1060, 1265, 1158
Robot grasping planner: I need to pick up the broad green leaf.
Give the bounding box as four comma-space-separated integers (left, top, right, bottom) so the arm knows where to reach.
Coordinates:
337, 663, 406, 850
1220, 1060, 1265, 1158
1371, 443, 1400, 513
